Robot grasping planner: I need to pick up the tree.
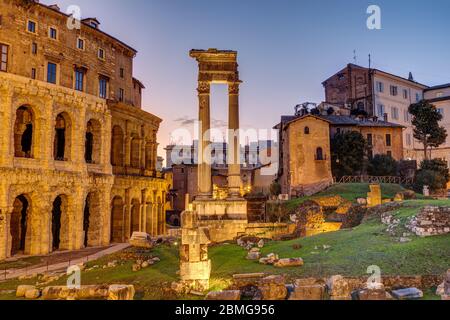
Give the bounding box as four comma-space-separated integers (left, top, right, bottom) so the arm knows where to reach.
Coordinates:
331, 131, 367, 178
270, 182, 282, 197
414, 159, 450, 192
409, 101, 447, 160
368, 154, 398, 176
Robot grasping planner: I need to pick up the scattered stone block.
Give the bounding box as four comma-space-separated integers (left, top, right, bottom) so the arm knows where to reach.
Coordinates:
247, 251, 261, 260
274, 258, 304, 268
258, 275, 287, 300
352, 288, 389, 300
326, 275, 351, 300
24, 288, 41, 300
289, 279, 326, 300
16, 285, 37, 298
129, 232, 153, 249
205, 290, 241, 301
391, 288, 423, 300
108, 285, 135, 300
257, 240, 265, 248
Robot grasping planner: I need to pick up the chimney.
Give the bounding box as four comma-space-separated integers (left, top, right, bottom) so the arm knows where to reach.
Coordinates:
408, 72, 414, 82
48, 4, 60, 11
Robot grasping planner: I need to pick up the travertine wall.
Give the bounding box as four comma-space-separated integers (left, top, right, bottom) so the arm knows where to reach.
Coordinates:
0, 1, 172, 260
0, 73, 171, 261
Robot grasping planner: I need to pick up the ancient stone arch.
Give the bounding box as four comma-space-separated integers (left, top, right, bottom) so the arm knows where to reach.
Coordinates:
51, 194, 70, 251
110, 195, 125, 243
130, 134, 141, 169
189, 49, 242, 199
9, 194, 31, 256
130, 198, 140, 236
53, 112, 72, 161
111, 125, 124, 166
83, 191, 102, 247
13, 106, 35, 158
85, 119, 102, 164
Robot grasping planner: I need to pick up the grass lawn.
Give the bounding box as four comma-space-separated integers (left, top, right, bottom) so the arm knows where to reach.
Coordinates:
0, 198, 448, 300
284, 183, 423, 211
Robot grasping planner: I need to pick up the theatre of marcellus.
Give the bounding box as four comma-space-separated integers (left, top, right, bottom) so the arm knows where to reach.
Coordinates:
0, 0, 172, 261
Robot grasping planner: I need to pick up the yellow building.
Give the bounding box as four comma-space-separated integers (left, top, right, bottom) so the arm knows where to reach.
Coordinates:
277, 115, 334, 197
276, 114, 404, 197
0, 0, 171, 261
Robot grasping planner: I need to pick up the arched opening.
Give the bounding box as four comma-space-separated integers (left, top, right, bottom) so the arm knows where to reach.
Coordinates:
130, 137, 140, 168
54, 113, 71, 161
111, 126, 124, 166
145, 142, 153, 170
83, 192, 101, 247
10, 195, 30, 256
130, 199, 140, 236
304, 127, 310, 135
110, 196, 125, 243
85, 119, 101, 164
51, 195, 69, 251
14, 106, 34, 158
316, 147, 324, 161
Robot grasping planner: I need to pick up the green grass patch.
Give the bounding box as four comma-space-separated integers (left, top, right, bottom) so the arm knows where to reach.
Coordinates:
284, 183, 419, 211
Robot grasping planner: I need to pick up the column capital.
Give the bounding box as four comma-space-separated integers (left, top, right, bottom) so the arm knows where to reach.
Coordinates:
197, 81, 211, 95
228, 82, 241, 95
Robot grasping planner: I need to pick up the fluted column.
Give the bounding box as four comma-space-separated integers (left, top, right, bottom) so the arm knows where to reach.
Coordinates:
197, 81, 212, 199
228, 82, 242, 198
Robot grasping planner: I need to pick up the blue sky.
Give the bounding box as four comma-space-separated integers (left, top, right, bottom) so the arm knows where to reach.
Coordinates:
43, 0, 450, 155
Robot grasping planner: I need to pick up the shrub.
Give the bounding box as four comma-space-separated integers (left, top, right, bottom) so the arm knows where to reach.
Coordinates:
368, 154, 398, 176
270, 182, 282, 197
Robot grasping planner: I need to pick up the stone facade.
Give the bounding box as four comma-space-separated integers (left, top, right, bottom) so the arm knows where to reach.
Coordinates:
0, 0, 171, 261
277, 115, 333, 197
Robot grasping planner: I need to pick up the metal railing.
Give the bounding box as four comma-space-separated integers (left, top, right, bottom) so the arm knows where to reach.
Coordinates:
335, 176, 414, 185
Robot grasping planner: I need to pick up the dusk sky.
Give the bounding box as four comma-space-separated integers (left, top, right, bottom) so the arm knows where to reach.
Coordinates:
43, 0, 450, 159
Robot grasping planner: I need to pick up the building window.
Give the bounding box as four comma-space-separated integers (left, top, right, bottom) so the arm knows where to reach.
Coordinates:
47, 62, 57, 84
75, 68, 85, 91
98, 48, 105, 60
304, 127, 310, 135
49, 27, 57, 40
118, 88, 124, 102
390, 86, 398, 96
416, 93, 421, 102
120, 68, 124, 78
0, 43, 8, 72
376, 81, 384, 93
99, 76, 108, 99
377, 104, 385, 118
31, 68, 36, 79
31, 42, 38, 54
386, 134, 392, 147
437, 92, 444, 98
403, 89, 408, 99
315, 147, 324, 161
391, 107, 399, 120
77, 38, 85, 50
367, 134, 373, 147
27, 20, 36, 33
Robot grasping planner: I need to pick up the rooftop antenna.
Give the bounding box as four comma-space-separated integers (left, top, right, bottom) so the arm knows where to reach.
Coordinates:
353, 50, 357, 64
369, 54, 372, 69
